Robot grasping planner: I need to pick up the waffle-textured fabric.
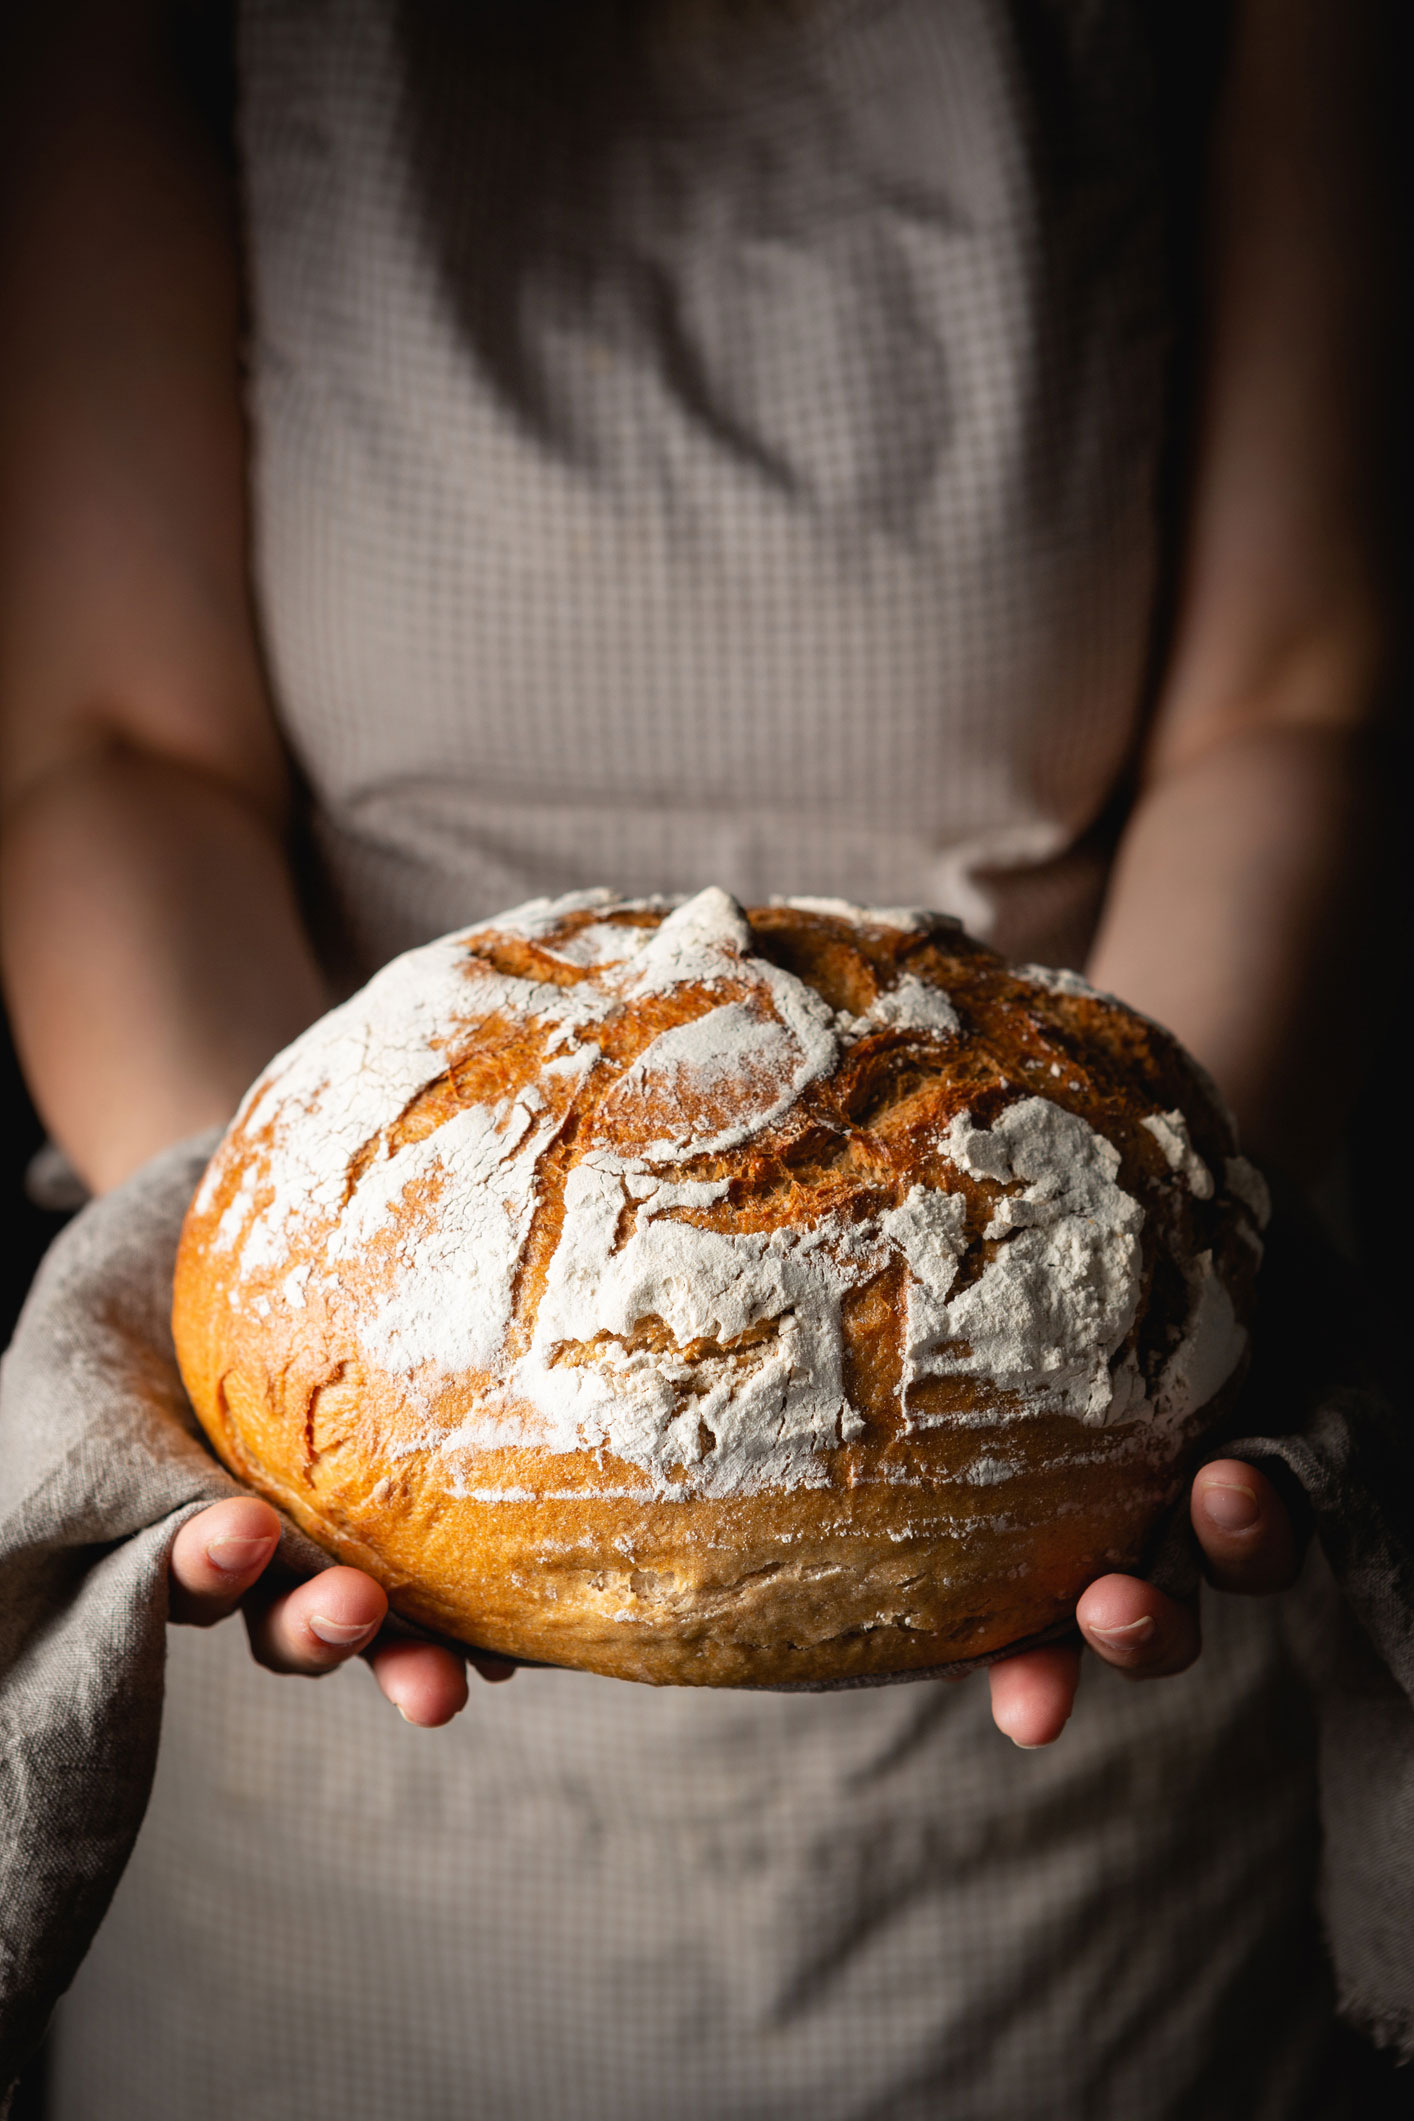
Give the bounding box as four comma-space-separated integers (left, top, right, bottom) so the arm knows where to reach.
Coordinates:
38, 0, 1347, 2113
241, 0, 1171, 981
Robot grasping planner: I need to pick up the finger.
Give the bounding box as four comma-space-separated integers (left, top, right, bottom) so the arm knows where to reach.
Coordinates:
369, 1638, 472, 1727
245, 1565, 388, 1676
988, 1644, 1082, 1749
1191, 1459, 1300, 1594
1076, 1574, 1200, 1679
169, 1498, 281, 1625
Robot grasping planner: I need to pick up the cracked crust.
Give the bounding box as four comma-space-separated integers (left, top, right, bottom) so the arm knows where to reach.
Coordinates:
173, 896, 1260, 1685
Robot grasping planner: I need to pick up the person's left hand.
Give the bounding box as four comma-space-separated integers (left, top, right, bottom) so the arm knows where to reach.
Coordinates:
986, 1459, 1301, 1746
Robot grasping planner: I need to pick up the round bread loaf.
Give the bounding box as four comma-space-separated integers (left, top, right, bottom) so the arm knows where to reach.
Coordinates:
173, 888, 1269, 1686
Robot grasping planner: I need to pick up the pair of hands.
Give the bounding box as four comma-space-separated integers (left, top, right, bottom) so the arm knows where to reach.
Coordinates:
169, 1461, 1299, 1745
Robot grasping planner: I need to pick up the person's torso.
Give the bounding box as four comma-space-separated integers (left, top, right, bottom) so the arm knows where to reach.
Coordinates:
239, 0, 1170, 975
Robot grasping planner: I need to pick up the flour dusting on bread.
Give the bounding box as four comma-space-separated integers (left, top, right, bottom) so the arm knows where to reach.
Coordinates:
197, 890, 1251, 1499
175, 888, 1262, 1684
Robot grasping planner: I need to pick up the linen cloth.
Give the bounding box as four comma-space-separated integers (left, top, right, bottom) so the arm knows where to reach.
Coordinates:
1232, 1402, 1414, 2063
0, 1136, 305, 2108
0, 1135, 1372, 2120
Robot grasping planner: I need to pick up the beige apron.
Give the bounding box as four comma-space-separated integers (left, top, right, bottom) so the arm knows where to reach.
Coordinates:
55, 3, 1340, 2112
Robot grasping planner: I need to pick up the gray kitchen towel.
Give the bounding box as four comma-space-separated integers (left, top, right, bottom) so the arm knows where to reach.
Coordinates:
1, 1134, 1411, 2105
0, 1131, 322, 2104
1229, 1398, 1414, 2062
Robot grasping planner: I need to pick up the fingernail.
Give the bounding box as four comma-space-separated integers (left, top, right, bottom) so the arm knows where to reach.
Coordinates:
1201, 1480, 1261, 1533
206, 1534, 277, 1576
1088, 1615, 1156, 1657
308, 1614, 380, 1648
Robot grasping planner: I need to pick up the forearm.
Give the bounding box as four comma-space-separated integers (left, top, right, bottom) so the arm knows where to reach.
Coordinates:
0, 3, 322, 1194
1086, 721, 1375, 1178
1, 747, 329, 1193
1083, 0, 1395, 1188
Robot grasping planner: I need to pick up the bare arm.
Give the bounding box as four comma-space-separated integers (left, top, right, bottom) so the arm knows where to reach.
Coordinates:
993, 0, 1395, 1743
0, 0, 326, 1194
1085, 0, 1390, 1174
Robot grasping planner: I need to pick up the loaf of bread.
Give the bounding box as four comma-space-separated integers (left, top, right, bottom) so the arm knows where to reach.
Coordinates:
173, 888, 1268, 1686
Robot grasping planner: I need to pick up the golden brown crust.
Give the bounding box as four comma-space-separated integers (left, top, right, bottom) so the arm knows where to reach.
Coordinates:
173, 893, 1262, 1686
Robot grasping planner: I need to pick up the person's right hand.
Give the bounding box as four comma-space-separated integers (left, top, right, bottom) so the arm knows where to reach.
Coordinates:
168, 1497, 515, 1726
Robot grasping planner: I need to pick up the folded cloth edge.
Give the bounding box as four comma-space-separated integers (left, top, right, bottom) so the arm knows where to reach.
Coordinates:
1230, 1403, 1414, 2064
0, 1134, 308, 2100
